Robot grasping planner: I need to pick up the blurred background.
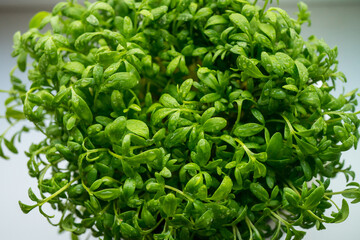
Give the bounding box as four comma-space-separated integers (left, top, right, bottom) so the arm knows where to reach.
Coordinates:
0, 0, 359, 239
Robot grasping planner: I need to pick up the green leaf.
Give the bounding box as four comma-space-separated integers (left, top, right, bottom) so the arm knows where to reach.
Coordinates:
269, 7, 294, 28
234, 167, 243, 187
194, 7, 213, 20
66, 115, 77, 131
53, 87, 71, 104
258, 23, 276, 42
251, 203, 267, 212
160, 167, 172, 178
200, 93, 221, 103
303, 185, 324, 209
261, 52, 273, 73
295, 60, 309, 86
253, 161, 267, 178
29, 11, 50, 29
0, 143, 9, 160
74, 32, 101, 50
200, 107, 216, 125
120, 223, 140, 239
229, 13, 250, 34
151, 108, 177, 125
295, 136, 318, 155
139, 9, 153, 20
167, 111, 180, 132
164, 127, 192, 148
250, 182, 269, 202
209, 176, 233, 201
105, 116, 126, 144
332, 199, 349, 223
18, 201, 37, 214
146, 182, 162, 192
270, 88, 286, 100
192, 47, 208, 56
141, 207, 156, 227
163, 193, 178, 217
159, 94, 180, 108
44, 38, 57, 64
166, 56, 181, 76
184, 173, 203, 195
284, 187, 300, 206
197, 67, 219, 91
192, 139, 211, 167
299, 90, 320, 108
4, 138, 18, 154
88, 2, 115, 16
27, 93, 43, 105
151, 6, 168, 20
17, 51, 27, 72
89, 179, 103, 191
202, 117, 227, 133
168, 214, 191, 227
234, 123, 264, 137
255, 32, 273, 50
179, 79, 193, 99
27, 188, 40, 202
71, 89, 93, 124
300, 159, 312, 181
221, 135, 237, 148
97, 51, 121, 66
237, 55, 267, 78
195, 209, 214, 228
125, 149, 162, 165
6, 108, 25, 120
93, 188, 121, 201
123, 16, 134, 37
123, 178, 136, 198
251, 108, 265, 124
341, 135, 355, 151
12, 31, 21, 57
275, 52, 294, 74
178, 56, 189, 74
282, 84, 299, 92
101, 72, 139, 91
55, 144, 73, 160
205, 15, 228, 28
267, 132, 283, 159
63, 62, 85, 75
86, 14, 99, 26
126, 119, 149, 139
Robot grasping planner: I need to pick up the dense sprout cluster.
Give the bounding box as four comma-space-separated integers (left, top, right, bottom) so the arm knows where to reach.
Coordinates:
2, 0, 360, 239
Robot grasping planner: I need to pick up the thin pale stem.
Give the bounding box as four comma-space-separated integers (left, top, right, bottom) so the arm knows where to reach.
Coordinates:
38, 176, 80, 207
143, 217, 164, 234
324, 195, 340, 211
164, 185, 194, 202
261, 0, 269, 15
270, 210, 292, 227
33, 122, 49, 137
325, 189, 356, 196
108, 149, 124, 160
281, 114, 296, 134
245, 217, 254, 240
287, 181, 301, 196
1, 120, 20, 137
180, 108, 201, 114
307, 210, 326, 222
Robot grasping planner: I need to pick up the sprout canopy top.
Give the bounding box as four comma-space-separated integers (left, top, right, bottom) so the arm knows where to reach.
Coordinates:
2, 0, 360, 239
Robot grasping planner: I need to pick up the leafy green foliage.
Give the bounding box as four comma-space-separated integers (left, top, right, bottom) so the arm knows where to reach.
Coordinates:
1, 0, 360, 239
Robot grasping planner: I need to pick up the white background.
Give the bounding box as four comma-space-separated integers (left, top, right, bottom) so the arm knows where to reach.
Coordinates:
0, 1, 360, 240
